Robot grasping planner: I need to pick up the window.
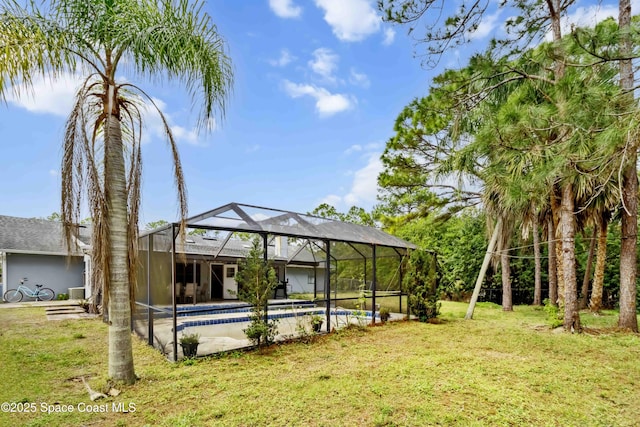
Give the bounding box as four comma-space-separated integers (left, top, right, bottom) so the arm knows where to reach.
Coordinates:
226, 267, 236, 278
176, 262, 200, 285
308, 272, 314, 285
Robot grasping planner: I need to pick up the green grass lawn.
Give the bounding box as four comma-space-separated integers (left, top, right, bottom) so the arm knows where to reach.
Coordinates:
0, 302, 638, 426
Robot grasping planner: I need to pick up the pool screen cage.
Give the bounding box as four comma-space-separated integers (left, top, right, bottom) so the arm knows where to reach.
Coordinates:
134, 202, 419, 360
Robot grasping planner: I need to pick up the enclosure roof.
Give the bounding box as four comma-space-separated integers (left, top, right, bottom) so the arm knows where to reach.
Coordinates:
183, 203, 416, 250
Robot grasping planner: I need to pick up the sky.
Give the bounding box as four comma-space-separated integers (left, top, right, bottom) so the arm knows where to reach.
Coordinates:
0, 0, 630, 225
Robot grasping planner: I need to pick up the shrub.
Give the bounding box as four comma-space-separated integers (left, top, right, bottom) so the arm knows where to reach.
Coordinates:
403, 250, 441, 322
379, 307, 391, 323
543, 299, 563, 328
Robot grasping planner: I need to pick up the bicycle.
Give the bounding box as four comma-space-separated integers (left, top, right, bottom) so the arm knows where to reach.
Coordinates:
3, 278, 55, 302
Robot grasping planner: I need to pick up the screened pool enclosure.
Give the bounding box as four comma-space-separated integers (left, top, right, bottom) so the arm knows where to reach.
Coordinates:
134, 203, 418, 360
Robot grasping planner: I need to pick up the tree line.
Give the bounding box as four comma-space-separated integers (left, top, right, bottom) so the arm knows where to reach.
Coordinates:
374, 0, 639, 332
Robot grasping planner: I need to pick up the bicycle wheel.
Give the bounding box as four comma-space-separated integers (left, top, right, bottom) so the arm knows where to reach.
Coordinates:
36, 288, 55, 301
4, 289, 23, 303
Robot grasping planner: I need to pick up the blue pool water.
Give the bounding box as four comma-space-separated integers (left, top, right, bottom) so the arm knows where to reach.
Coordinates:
175, 308, 379, 334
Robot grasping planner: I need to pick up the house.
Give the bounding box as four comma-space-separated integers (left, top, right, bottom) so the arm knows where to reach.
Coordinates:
137, 231, 326, 306
176, 234, 323, 300
0, 215, 91, 299
0, 214, 321, 304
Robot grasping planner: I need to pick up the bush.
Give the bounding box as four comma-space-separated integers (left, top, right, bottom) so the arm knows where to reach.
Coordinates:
379, 307, 391, 323
403, 250, 441, 322
543, 299, 563, 328
244, 317, 278, 347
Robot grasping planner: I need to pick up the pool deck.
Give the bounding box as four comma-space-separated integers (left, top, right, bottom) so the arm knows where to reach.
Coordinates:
136, 301, 404, 359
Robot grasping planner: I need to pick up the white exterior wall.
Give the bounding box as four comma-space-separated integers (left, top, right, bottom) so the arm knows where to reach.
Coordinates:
286, 265, 326, 294
1, 252, 6, 296
5, 253, 85, 297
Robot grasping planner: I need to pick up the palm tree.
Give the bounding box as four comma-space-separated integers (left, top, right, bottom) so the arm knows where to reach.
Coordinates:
0, 0, 233, 383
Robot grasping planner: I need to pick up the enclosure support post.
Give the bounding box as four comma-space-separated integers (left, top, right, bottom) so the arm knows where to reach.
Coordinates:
398, 252, 404, 315
325, 240, 331, 332
171, 224, 178, 361
465, 219, 502, 320
371, 245, 377, 325
148, 234, 153, 346
263, 233, 269, 323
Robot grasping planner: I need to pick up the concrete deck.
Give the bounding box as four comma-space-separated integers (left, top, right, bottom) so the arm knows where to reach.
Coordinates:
136, 304, 404, 360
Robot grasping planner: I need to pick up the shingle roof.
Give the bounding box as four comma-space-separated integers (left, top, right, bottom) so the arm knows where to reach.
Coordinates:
180, 235, 320, 264
0, 215, 90, 256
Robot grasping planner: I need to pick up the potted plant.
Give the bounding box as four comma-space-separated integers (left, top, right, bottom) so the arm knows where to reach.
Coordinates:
310, 314, 324, 333
379, 307, 391, 323
179, 331, 200, 358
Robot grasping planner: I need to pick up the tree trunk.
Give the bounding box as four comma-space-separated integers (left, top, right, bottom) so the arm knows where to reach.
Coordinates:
550, 191, 564, 307
580, 227, 597, 310
533, 217, 542, 306
560, 183, 581, 332
617, 0, 639, 332
555, 228, 565, 309
105, 112, 136, 384
466, 219, 502, 320
548, 217, 558, 306
501, 246, 512, 311
589, 218, 608, 313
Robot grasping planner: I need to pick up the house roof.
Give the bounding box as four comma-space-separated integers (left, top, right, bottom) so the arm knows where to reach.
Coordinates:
180, 234, 321, 265
0, 215, 90, 256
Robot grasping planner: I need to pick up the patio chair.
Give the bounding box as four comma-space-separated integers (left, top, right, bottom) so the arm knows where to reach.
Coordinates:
184, 283, 197, 305
273, 279, 288, 299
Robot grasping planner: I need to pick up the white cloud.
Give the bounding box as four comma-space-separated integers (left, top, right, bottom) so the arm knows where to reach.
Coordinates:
169, 125, 199, 145
314, 0, 381, 42
344, 152, 383, 206
349, 68, 370, 88
49, 169, 59, 177
565, 4, 619, 28
468, 10, 500, 41
322, 146, 384, 209
382, 27, 396, 46
6, 72, 83, 117
269, 0, 302, 18
344, 144, 363, 155
541, 3, 637, 42
143, 97, 210, 147
282, 80, 354, 116
308, 48, 339, 82
320, 194, 342, 207
269, 49, 295, 67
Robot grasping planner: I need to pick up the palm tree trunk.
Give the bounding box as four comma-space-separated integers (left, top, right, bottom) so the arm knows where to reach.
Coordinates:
590, 217, 608, 313
617, 0, 639, 332
105, 112, 136, 384
501, 248, 512, 311
579, 227, 597, 310
498, 217, 513, 311
555, 234, 565, 308
550, 191, 564, 307
548, 217, 557, 306
560, 183, 580, 332
533, 217, 542, 306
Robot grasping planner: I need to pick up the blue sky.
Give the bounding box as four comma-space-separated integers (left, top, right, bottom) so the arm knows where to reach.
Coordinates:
0, 0, 627, 224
